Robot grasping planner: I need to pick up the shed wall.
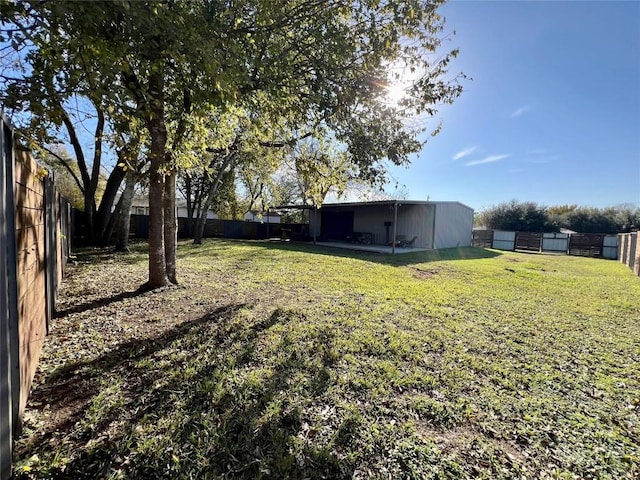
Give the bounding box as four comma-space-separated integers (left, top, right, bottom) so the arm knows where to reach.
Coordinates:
352, 204, 394, 244
327, 203, 435, 248
433, 203, 473, 248
396, 204, 433, 248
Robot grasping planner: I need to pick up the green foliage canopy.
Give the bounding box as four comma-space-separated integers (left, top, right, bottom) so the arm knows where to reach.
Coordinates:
2, 0, 465, 285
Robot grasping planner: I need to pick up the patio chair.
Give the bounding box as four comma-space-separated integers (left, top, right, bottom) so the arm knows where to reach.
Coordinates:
399, 235, 418, 248
388, 234, 406, 247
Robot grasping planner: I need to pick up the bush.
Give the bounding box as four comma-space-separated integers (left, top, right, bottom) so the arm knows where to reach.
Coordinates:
476, 201, 639, 234
475, 200, 550, 232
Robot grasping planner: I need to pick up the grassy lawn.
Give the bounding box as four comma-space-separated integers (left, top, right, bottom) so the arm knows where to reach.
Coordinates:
14, 239, 640, 479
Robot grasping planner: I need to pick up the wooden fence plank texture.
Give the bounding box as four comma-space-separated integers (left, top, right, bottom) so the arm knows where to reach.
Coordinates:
618, 233, 639, 276
13, 149, 47, 422
472, 229, 493, 248
515, 232, 542, 252
1, 116, 71, 480
568, 233, 605, 258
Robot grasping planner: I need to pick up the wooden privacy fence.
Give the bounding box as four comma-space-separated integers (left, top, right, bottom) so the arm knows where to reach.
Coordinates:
618, 233, 640, 276
1, 115, 71, 480
129, 215, 312, 242
472, 229, 618, 259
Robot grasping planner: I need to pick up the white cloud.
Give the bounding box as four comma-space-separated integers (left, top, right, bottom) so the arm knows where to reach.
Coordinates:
465, 154, 510, 167
452, 146, 478, 161
511, 105, 531, 118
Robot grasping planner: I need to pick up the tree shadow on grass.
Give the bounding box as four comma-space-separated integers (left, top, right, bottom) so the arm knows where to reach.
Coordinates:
54, 285, 152, 319
17, 304, 354, 479
232, 240, 502, 267
68, 243, 148, 266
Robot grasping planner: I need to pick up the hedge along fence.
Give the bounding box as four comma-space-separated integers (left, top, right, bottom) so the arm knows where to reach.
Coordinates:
618, 233, 640, 276
1, 115, 71, 480
472, 229, 618, 259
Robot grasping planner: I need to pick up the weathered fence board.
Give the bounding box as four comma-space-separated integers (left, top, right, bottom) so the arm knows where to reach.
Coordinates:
568, 233, 605, 257
515, 232, 542, 252
472, 229, 493, 248
619, 234, 629, 264
13, 147, 48, 420
618, 233, 639, 276
632, 233, 640, 275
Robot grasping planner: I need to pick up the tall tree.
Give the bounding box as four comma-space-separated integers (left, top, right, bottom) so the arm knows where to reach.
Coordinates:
3, 0, 464, 288
1, 3, 139, 244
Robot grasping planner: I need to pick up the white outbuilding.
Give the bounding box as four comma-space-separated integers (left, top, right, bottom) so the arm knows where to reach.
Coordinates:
308, 200, 474, 250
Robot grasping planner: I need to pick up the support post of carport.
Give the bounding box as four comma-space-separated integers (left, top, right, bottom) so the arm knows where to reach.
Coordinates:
392, 201, 398, 254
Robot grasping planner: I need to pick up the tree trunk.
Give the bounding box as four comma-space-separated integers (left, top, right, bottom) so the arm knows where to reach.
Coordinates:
83, 196, 95, 243
184, 175, 195, 238
146, 72, 170, 287
148, 156, 169, 286
164, 170, 178, 284
62, 108, 97, 242
114, 169, 137, 251
96, 164, 126, 242
194, 153, 236, 244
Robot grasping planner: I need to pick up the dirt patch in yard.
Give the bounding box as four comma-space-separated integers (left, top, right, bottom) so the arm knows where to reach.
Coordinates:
411, 267, 442, 279
414, 422, 530, 471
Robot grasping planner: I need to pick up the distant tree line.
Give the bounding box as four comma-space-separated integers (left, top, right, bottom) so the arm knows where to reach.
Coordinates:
475, 200, 640, 234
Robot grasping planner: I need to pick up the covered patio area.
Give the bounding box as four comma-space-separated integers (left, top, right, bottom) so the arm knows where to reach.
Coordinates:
312, 241, 428, 254
275, 199, 473, 254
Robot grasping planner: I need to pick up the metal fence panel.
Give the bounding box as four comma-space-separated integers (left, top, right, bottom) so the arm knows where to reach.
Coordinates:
541, 233, 569, 253
602, 235, 618, 260
492, 230, 515, 251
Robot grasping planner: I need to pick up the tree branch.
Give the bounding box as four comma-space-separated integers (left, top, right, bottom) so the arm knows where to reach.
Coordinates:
40, 145, 85, 194
60, 108, 90, 190
90, 104, 105, 193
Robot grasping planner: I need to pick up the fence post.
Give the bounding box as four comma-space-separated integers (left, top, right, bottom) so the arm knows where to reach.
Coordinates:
633, 232, 640, 275
622, 234, 630, 265
1, 114, 20, 480
538, 232, 542, 253
44, 176, 57, 334
630, 233, 638, 272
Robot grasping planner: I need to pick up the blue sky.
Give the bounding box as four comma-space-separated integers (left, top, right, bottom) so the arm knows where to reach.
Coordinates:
387, 0, 640, 212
